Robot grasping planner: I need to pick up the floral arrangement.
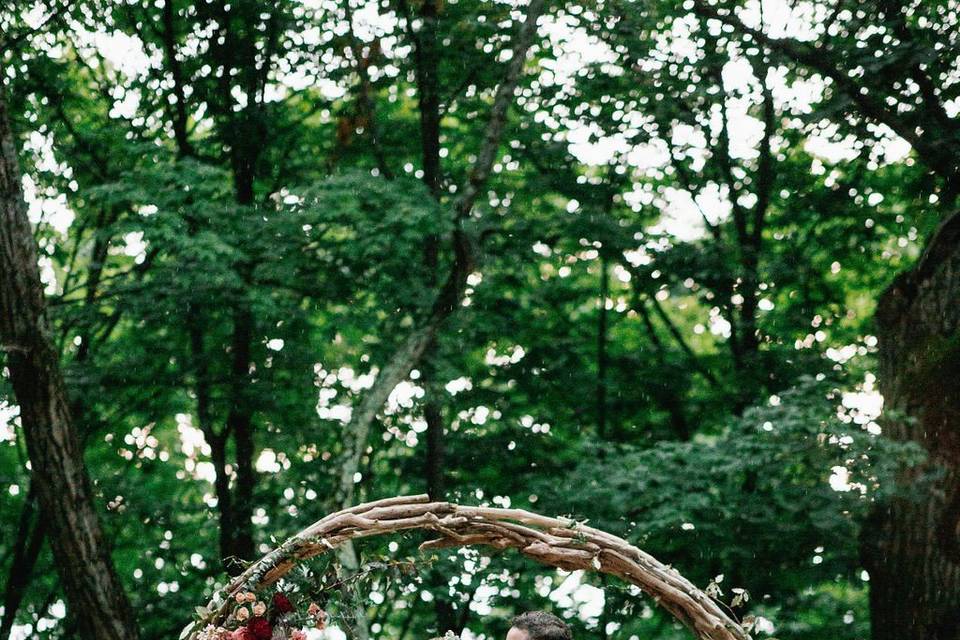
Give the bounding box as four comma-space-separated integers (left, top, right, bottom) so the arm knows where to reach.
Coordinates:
183, 557, 421, 640
192, 590, 328, 640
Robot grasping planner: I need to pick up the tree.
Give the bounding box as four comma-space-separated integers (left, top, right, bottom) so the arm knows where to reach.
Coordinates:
0, 83, 139, 640
0, 1, 944, 638
867, 212, 960, 639
688, 2, 960, 636
331, 2, 544, 634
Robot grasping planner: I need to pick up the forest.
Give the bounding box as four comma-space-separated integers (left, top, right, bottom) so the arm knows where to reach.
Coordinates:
0, 0, 958, 639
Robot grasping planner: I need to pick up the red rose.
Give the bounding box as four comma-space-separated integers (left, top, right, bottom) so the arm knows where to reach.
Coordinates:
246, 617, 272, 640
273, 592, 295, 614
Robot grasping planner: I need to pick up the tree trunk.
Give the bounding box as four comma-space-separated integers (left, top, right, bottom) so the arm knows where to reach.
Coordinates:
331, 3, 544, 633
411, 5, 454, 629
208, 432, 238, 570
225, 304, 256, 569
863, 211, 960, 640
424, 401, 446, 500
596, 256, 609, 439
221, 73, 261, 570
0, 87, 139, 640
416, 0, 442, 200
333, 0, 544, 514
414, 0, 446, 506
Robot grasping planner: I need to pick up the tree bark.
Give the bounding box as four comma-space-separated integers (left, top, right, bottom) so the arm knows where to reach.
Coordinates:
0, 86, 139, 640
219, 3, 266, 570
864, 211, 960, 640
424, 400, 446, 499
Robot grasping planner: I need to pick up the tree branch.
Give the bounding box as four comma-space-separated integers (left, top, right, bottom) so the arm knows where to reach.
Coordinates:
693, 0, 959, 184
334, 0, 545, 512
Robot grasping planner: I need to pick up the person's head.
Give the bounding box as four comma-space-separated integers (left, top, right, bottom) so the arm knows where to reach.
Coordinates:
507, 611, 572, 640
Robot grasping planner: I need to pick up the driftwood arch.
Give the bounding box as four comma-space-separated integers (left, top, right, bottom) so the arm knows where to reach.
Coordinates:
190, 495, 750, 640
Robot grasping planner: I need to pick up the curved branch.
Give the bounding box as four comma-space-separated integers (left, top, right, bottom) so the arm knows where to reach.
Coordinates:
190, 495, 751, 640
333, 0, 546, 513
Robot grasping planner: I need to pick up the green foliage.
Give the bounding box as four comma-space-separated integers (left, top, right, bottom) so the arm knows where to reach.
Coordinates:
0, 0, 946, 639
536, 377, 921, 630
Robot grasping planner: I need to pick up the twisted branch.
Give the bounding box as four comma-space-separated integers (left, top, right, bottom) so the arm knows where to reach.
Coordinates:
190, 495, 750, 640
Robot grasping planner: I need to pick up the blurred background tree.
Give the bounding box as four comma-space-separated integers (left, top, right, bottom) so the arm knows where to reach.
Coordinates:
0, 1, 955, 639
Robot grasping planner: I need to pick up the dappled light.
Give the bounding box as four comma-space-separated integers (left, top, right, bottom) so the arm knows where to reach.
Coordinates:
1, 1, 957, 640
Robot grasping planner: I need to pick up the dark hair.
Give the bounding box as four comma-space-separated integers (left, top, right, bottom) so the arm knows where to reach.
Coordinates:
510, 611, 572, 640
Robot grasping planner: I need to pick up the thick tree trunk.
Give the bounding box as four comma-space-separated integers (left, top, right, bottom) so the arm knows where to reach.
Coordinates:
414, 0, 446, 506
0, 88, 138, 640
863, 212, 960, 640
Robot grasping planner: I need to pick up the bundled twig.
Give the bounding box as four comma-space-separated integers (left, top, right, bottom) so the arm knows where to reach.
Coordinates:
189, 495, 751, 640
